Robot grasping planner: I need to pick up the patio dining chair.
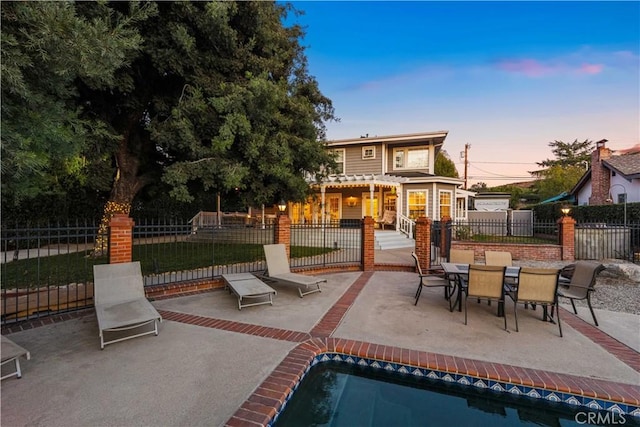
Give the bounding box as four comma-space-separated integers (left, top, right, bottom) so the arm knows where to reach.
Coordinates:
412, 252, 452, 309
506, 267, 562, 336
449, 249, 475, 264
463, 264, 507, 330
484, 251, 513, 267
555, 261, 605, 326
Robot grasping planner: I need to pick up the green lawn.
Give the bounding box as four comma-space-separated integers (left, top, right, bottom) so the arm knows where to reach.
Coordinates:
1, 243, 334, 289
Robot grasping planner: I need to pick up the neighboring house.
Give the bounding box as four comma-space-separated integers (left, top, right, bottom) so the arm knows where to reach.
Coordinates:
570, 139, 640, 206
286, 131, 473, 229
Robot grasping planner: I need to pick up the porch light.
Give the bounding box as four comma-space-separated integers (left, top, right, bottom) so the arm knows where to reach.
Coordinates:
277, 200, 287, 213
347, 197, 357, 207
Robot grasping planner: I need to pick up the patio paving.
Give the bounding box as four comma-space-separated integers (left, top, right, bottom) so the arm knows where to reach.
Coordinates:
1, 266, 639, 426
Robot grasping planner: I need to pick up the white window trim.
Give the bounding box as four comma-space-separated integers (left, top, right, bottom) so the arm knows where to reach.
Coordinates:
438, 190, 453, 220
362, 145, 376, 160
393, 146, 429, 171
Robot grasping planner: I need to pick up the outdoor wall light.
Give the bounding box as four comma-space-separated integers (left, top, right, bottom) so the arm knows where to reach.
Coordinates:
347, 197, 357, 207
277, 200, 287, 213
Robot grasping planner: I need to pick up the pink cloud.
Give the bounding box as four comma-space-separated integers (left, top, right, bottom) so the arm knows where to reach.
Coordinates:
496, 58, 605, 77
578, 63, 604, 74
497, 59, 555, 77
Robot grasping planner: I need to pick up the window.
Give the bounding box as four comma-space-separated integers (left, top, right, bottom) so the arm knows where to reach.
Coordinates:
393, 147, 429, 170
362, 146, 376, 159
438, 190, 452, 220
407, 190, 428, 220
330, 149, 345, 174
456, 198, 467, 220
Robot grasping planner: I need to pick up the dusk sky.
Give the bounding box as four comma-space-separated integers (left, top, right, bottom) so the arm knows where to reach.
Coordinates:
287, 1, 640, 186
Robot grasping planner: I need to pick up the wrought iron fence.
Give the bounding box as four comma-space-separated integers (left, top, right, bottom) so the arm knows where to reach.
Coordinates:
1, 220, 104, 324
1, 219, 363, 324
575, 221, 640, 263
451, 220, 558, 244
290, 223, 362, 269
134, 218, 276, 285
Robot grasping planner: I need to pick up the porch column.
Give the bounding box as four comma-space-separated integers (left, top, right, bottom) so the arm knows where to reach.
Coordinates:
395, 185, 401, 230
369, 183, 375, 218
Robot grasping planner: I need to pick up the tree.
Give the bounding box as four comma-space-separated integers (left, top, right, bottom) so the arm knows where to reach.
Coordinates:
434, 150, 459, 178
469, 182, 487, 192
533, 139, 593, 172
1, 1, 150, 206
533, 164, 585, 202
530, 139, 593, 200
75, 1, 336, 252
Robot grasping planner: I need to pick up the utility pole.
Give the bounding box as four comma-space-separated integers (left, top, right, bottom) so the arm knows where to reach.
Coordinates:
462, 143, 470, 189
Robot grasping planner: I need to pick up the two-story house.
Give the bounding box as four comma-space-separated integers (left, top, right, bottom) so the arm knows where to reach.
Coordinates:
285, 131, 473, 230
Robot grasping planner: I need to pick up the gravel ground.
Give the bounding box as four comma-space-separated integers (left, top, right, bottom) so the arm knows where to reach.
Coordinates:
515, 260, 640, 315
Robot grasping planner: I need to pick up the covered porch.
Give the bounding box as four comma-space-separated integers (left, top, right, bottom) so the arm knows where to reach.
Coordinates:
291, 174, 408, 228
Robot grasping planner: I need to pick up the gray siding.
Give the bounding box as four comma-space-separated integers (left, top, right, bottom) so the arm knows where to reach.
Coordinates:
343, 144, 383, 175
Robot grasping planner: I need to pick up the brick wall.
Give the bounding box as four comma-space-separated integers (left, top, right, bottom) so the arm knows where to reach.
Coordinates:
589, 142, 612, 205
451, 242, 562, 262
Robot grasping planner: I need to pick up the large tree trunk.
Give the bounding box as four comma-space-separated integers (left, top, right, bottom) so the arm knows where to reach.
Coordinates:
92, 128, 152, 256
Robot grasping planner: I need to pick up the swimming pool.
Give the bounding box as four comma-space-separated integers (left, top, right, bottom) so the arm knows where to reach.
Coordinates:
273, 357, 639, 427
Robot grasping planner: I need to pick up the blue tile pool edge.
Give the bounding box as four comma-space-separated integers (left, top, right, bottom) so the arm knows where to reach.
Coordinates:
267, 352, 640, 427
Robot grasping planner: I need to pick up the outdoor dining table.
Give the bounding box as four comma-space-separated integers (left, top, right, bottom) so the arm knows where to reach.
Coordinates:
441, 263, 520, 316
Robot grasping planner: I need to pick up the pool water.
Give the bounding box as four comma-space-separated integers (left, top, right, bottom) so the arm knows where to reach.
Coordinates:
274, 362, 637, 427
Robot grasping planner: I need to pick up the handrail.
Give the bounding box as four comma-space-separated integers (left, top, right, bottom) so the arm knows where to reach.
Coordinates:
188, 211, 218, 232
397, 213, 415, 238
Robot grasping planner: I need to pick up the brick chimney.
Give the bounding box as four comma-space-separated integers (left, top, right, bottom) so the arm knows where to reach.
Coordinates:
588, 139, 611, 205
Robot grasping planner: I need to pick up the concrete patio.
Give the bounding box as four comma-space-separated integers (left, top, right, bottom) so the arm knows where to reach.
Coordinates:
1, 258, 639, 426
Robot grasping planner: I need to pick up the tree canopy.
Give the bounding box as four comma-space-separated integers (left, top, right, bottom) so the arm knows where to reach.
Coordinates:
1, 1, 150, 205
2, 1, 337, 220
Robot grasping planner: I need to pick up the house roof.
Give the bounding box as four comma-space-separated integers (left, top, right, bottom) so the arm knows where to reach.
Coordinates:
326, 131, 448, 147
603, 151, 640, 179
570, 150, 640, 195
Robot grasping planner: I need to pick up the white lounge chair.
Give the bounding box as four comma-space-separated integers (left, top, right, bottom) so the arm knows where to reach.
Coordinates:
93, 262, 162, 349
260, 244, 326, 297
1, 335, 31, 380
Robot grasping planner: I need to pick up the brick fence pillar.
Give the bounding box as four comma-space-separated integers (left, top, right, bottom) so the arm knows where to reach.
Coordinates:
274, 214, 291, 258
109, 214, 134, 264
415, 216, 432, 270
558, 215, 576, 261
361, 216, 375, 271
